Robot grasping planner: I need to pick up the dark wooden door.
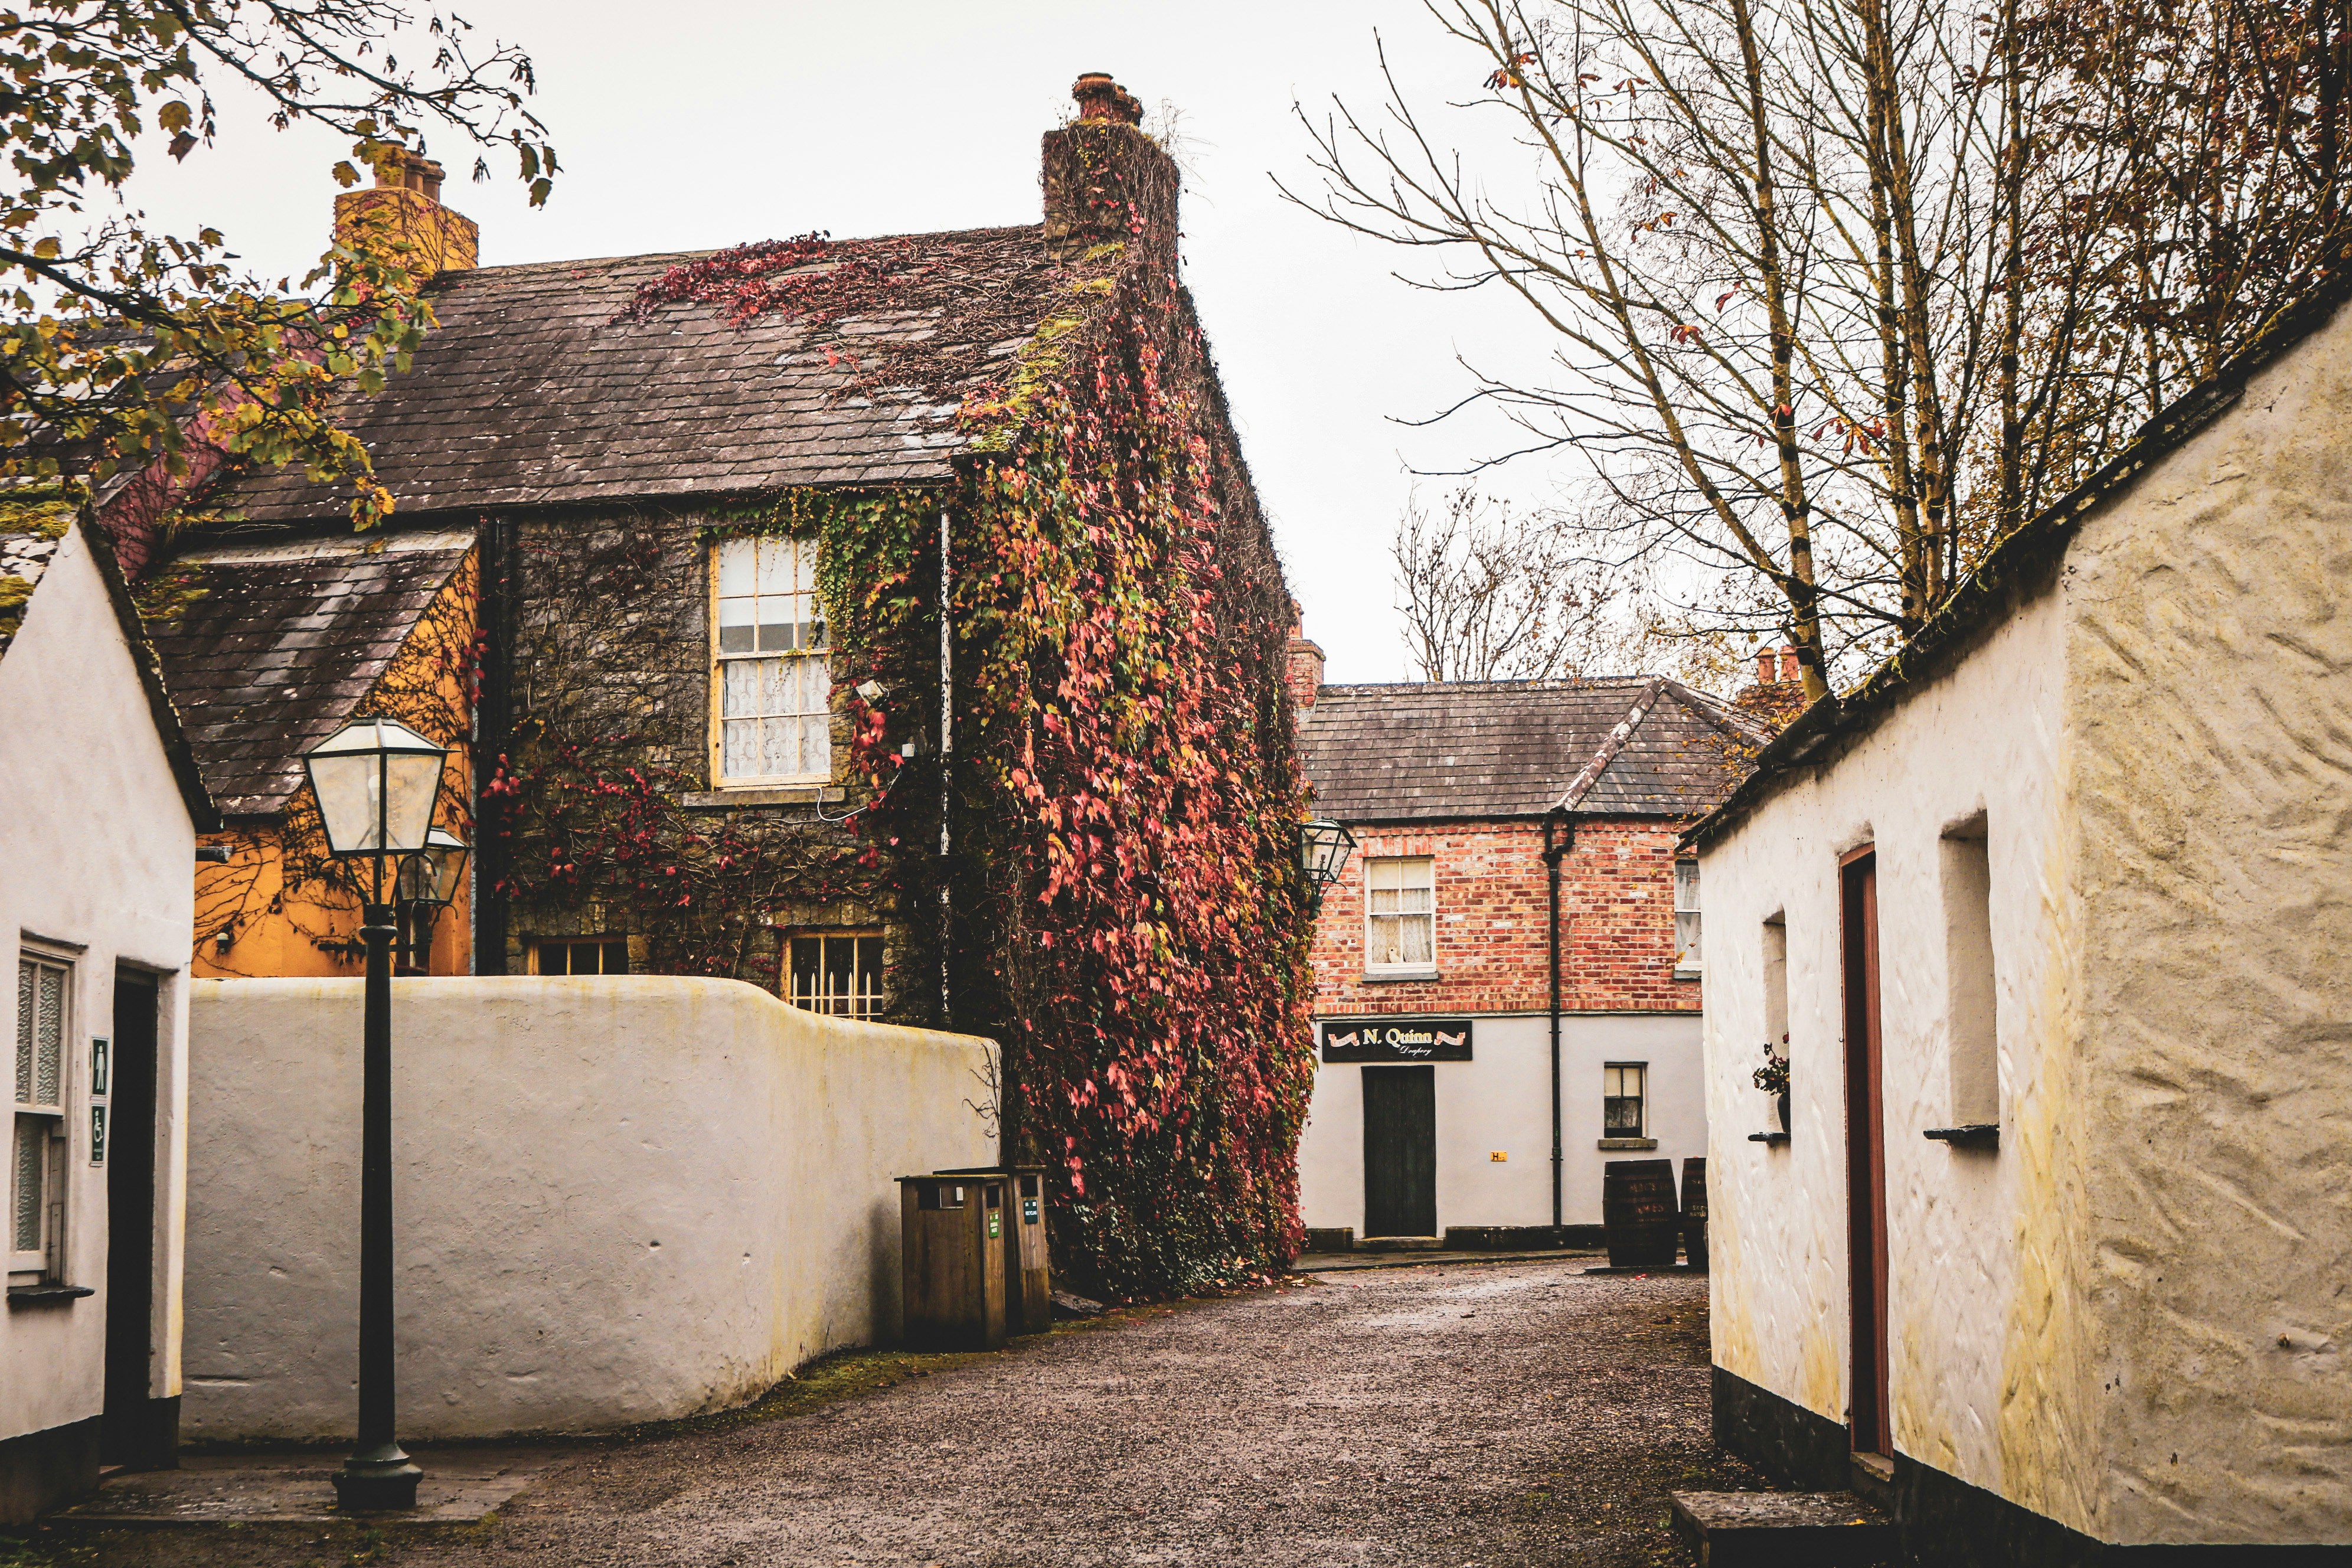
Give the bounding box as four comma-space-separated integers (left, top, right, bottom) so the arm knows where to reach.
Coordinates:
1840, 849, 1892, 1458
1363, 1066, 1436, 1238
103, 970, 161, 1467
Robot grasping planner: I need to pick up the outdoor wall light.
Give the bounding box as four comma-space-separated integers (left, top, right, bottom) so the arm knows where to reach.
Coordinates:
395, 827, 471, 909
1299, 818, 1357, 908
300, 713, 449, 1513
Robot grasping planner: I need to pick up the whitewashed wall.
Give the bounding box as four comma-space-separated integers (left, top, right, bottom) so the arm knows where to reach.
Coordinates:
1700, 295, 2352, 1547
1298, 1012, 1704, 1234
182, 976, 995, 1440
0, 521, 197, 1456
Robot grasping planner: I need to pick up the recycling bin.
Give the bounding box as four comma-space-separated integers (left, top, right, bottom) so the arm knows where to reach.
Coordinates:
896, 1174, 1007, 1351
939, 1165, 1052, 1334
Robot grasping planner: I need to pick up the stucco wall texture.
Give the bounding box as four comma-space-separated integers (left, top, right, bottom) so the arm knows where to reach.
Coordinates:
1699, 299, 2352, 1547
0, 521, 197, 1449
182, 976, 995, 1441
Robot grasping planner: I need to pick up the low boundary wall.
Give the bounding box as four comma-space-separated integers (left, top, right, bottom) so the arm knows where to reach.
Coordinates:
182, 976, 995, 1440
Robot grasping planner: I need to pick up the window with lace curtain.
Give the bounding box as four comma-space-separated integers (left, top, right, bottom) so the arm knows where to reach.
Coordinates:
12, 953, 70, 1283
712, 534, 830, 785
1364, 856, 1436, 976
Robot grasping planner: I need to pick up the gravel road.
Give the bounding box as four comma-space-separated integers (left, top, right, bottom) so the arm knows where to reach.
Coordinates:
64, 1257, 1760, 1567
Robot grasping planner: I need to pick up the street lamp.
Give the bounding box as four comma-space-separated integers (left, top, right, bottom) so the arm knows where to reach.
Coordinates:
1299, 818, 1357, 912
394, 828, 470, 972
302, 715, 447, 1512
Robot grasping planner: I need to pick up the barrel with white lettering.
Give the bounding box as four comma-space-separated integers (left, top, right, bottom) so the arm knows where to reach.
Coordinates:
1602, 1158, 1681, 1268
1681, 1157, 1708, 1270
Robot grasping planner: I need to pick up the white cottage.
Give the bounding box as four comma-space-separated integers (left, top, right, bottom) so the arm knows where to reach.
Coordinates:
1685, 281, 2352, 1562
1, 502, 215, 1522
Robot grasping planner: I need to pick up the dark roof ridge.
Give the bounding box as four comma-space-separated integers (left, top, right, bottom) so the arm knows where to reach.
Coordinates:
1555, 677, 1666, 812
1314, 674, 1662, 695
427, 223, 1050, 287
1682, 266, 2352, 852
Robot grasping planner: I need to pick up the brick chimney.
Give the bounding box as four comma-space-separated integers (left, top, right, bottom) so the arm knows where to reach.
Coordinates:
1734, 642, 1808, 729
1285, 602, 1325, 710
1778, 643, 1801, 684
335, 148, 479, 284
1041, 74, 1178, 266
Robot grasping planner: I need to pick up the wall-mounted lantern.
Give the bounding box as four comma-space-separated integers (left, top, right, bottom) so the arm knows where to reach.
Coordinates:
1299, 818, 1357, 912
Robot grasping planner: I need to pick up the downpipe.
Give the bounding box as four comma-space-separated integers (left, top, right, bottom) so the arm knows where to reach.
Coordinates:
1542, 806, 1574, 1232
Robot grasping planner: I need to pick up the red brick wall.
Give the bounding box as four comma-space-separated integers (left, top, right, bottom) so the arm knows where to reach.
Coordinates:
1311, 816, 1699, 1017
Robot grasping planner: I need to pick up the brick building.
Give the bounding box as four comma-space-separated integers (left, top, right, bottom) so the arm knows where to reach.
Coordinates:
1289, 632, 1778, 1245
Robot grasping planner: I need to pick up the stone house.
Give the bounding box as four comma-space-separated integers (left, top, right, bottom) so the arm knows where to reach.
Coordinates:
1, 501, 217, 1519
1683, 275, 2352, 1559
1288, 630, 1770, 1247
119, 75, 1312, 1290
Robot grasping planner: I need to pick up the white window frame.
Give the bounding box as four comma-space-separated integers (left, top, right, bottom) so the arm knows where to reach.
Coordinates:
787, 931, 884, 1020
1363, 855, 1438, 978
12, 949, 73, 1283
1603, 1061, 1648, 1139
1674, 860, 1703, 978
710, 534, 832, 787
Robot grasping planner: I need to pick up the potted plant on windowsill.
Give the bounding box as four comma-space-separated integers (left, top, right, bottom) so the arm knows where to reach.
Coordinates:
1753, 1037, 1791, 1136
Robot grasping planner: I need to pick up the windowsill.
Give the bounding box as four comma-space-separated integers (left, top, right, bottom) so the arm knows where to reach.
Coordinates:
1924, 1124, 2000, 1151
680, 785, 846, 809
1360, 970, 1440, 984
1746, 1131, 1791, 1146
1597, 1137, 1657, 1151
6, 1282, 93, 1308
1672, 969, 1703, 982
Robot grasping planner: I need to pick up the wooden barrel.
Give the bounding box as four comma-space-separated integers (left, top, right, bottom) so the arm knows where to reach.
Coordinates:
1602, 1158, 1680, 1268
1681, 1157, 1709, 1270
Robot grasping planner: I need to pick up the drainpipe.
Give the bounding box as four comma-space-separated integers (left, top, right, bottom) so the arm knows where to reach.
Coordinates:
937, 508, 953, 1031
1542, 806, 1574, 1231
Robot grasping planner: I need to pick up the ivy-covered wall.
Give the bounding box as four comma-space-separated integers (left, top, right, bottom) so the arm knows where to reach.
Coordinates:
477, 112, 1314, 1298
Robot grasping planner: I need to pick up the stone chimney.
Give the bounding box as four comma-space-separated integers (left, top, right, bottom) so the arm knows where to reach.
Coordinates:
335, 148, 479, 284
1285, 602, 1325, 710
1041, 74, 1178, 266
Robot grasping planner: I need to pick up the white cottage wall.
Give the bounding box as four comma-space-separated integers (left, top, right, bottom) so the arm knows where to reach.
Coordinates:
182, 976, 995, 1440
1697, 585, 2078, 1521
2063, 300, 2352, 1543
0, 522, 197, 1504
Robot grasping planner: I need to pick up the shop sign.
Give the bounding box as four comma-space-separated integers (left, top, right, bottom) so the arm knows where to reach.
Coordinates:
1321, 1018, 1472, 1062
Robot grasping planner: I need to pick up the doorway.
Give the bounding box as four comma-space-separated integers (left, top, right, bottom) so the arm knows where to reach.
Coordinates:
1840, 848, 1891, 1458
1362, 1066, 1436, 1237
102, 969, 167, 1469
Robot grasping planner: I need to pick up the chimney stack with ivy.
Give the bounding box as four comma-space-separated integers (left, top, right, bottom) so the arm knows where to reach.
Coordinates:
1041, 74, 1178, 266
335, 148, 479, 285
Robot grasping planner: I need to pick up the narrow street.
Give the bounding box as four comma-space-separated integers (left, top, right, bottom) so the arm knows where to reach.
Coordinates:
66, 1259, 1759, 1568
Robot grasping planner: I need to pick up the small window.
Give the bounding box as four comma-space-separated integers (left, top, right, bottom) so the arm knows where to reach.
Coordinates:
788, 933, 883, 1020
1364, 857, 1436, 973
1603, 1062, 1647, 1138
537, 939, 629, 976
13, 954, 71, 1283
714, 535, 831, 784
1674, 860, 1703, 978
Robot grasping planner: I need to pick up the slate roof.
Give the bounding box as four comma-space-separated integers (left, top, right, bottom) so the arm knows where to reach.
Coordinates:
1298, 677, 1770, 824
213, 226, 1062, 525
140, 533, 472, 816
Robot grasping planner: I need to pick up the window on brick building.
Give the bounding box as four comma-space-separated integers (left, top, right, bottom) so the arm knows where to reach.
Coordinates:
1674, 860, 1702, 978
12, 952, 71, 1285
788, 932, 883, 1020
1364, 857, 1436, 974
536, 939, 629, 976
1603, 1062, 1647, 1138
713, 534, 830, 784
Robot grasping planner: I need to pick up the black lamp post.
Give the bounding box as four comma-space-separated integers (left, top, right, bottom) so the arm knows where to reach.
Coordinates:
302, 716, 449, 1512
1299, 818, 1357, 912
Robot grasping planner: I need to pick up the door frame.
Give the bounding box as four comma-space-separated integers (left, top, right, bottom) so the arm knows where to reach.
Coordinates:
1360, 1064, 1438, 1239
1839, 845, 1892, 1458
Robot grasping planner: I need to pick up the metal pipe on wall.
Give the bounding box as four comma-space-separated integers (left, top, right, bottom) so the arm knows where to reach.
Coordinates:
1542, 807, 1574, 1230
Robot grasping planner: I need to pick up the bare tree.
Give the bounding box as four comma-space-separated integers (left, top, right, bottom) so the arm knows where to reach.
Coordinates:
1394, 485, 1620, 680
1292, 0, 2352, 697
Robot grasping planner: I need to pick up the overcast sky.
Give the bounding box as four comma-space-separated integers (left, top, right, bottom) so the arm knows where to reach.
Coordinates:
117, 1, 1572, 682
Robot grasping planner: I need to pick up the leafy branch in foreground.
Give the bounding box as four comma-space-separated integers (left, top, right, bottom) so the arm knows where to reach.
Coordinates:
0, 1, 558, 522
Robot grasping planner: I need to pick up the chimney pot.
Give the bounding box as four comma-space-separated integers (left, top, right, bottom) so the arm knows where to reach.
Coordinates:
1779, 644, 1801, 684
1757, 648, 1776, 686
1072, 72, 1145, 125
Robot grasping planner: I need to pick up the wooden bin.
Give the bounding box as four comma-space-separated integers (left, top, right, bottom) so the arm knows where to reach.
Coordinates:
939, 1165, 1053, 1334
896, 1174, 1007, 1351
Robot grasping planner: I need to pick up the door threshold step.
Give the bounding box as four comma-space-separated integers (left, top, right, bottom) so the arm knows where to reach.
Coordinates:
1355, 1236, 1443, 1252
1670, 1490, 1897, 1567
